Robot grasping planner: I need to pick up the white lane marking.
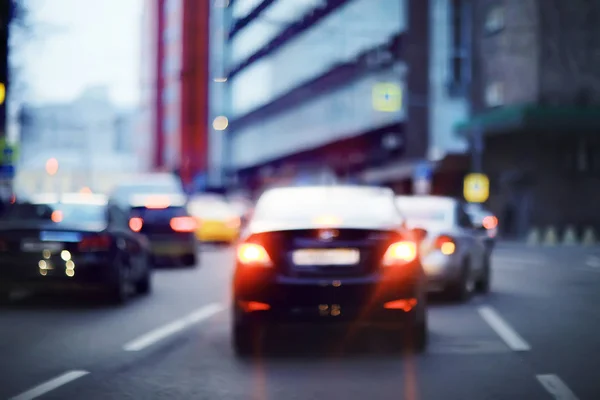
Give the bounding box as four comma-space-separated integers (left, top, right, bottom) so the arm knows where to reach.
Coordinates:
537, 374, 580, 400
585, 256, 600, 268
9, 370, 89, 400
478, 306, 531, 351
123, 303, 225, 351
493, 256, 543, 265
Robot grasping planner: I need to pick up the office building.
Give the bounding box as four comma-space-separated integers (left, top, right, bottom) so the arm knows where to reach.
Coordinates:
139, 0, 211, 189
222, 0, 471, 195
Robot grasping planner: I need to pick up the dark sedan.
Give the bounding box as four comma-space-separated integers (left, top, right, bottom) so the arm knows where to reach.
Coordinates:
126, 193, 198, 266
231, 185, 428, 356
0, 193, 152, 304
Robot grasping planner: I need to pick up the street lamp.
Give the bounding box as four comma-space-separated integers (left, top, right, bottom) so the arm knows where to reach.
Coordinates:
45, 158, 58, 176
213, 116, 229, 131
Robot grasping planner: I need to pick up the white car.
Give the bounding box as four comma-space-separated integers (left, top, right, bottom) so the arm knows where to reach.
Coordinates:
396, 195, 491, 301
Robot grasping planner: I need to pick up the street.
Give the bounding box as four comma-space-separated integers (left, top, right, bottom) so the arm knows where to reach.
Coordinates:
1, 243, 600, 400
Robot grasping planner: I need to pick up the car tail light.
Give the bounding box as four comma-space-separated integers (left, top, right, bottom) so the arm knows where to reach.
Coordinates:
79, 235, 111, 252
170, 216, 197, 232
237, 243, 272, 267
226, 216, 241, 229
382, 241, 417, 266
129, 217, 143, 232
482, 215, 498, 230
435, 235, 456, 255
51, 210, 63, 223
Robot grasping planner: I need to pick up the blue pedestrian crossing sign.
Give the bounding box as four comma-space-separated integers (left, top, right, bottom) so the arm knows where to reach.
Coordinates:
372, 82, 402, 112
464, 173, 489, 203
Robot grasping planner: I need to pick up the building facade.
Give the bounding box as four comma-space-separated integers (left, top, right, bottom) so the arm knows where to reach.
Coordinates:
139, 0, 211, 189
458, 0, 600, 238
223, 0, 471, 196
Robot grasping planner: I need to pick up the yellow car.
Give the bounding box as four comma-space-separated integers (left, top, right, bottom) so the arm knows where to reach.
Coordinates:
187, 196, 241, 243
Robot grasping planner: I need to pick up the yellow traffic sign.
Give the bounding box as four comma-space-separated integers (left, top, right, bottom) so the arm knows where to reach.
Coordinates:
464, 173, 489, 203
372, 82, 402, 112
0, 83, 5, 105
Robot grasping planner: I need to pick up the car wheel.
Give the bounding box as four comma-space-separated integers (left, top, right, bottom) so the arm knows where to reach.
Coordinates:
446, 260, 474, 302
135, 255, 152, 295
475, 256, 491, 294
106, 263, 128, 305
232, 324, 262, 358
0, 290, 11, 305
182, 254, 197, 267
411, 320, 428, 353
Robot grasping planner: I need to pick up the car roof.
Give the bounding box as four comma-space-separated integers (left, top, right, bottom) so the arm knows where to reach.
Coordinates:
260, 185, 394, 199
129, 193, 187, 208
30, 193, 108, 206
395, 195, 458, 207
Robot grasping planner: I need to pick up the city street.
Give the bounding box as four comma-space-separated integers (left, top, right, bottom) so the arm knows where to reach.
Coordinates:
1, 243, 600, 400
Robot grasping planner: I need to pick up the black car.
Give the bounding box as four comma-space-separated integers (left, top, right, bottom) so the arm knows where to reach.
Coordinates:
0, 193, 152, 304
122, 193, 198, 266
231, 185, 428, 356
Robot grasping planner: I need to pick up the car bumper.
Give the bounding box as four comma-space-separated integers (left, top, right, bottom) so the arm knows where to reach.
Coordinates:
148, 237, 197, 257
0, 252, 115, 292
421, 251, 462, 290
233, 269, 426, 326
196, 227, 238, 243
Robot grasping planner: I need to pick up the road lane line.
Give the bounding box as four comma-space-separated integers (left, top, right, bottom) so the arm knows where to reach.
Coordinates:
586, 256, 600, 268
9, 370, 89, 400
478, 306, 531, 351
537, 374, 580, 400
492, 256, 543, 265
123, 303, 225, 351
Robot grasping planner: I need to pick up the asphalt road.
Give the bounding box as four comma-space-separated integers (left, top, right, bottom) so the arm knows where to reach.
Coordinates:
1, 242, 600, 400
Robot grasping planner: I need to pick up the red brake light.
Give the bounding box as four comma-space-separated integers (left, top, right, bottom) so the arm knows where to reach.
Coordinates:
435, 235, 456, 255
129, 217, 143, 232
237, 243, 272, 267
482, 215, 498, 230
51, 210, 63, 223
382, 241, 417, 266
170, 216, 197, 232
79, 235, 111, 252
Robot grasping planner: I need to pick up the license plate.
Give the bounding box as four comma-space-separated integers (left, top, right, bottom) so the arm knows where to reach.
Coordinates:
152, 244, 187, 255
40, 231, 82, 242
21, 241, 64, 252
292, 249, 360, 266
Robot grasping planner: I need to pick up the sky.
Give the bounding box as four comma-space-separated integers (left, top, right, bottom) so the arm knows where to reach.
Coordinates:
16, 0, 143, 107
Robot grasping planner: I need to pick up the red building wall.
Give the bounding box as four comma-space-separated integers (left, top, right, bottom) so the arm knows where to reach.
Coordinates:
147, 0, 209, 186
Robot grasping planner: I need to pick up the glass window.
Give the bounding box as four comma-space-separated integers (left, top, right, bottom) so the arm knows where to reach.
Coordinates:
232, 0, 263, 19
187, 197, 236, 219
231, 0, 405, 114
395, 198, 453, 225
2, 203, 107, 225
253, 187, 401, 225
230, 60, 273, 116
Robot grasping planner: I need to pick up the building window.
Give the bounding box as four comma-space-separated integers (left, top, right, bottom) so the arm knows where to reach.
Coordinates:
485, 82, 504, 107
448, 0, 469, 96
484, 5, 505, 35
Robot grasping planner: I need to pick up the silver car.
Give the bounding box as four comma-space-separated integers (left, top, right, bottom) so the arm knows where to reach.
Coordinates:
396, 195, 491, 301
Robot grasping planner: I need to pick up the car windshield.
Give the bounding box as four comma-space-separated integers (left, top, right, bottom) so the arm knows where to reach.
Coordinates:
396, 198, 452, 226
1, 202, 106, 225
187, 198, 236, 219
253, 187, 401, 225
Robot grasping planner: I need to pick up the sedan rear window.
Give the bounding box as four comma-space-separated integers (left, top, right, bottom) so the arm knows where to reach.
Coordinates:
253, 187, 402, 225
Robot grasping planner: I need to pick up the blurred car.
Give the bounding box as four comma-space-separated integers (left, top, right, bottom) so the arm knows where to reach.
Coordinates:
126, 193, 198, 267
465, 203, 498, 253
396, 195, 491, 300
109, 176, 185, 208
0, 193, 152, 304
232, 185, 428, 356
188, 195, 241, 244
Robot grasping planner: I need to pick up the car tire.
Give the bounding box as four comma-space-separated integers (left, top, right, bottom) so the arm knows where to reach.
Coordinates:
233, 323, 265, 358
135, 254, 153, 295
136, 271, 152, 295
446, 260, 474, 302
475, 256, 491, 294
106, 263, 128, 305
411, 320, 428, 353
0, 290, 10, 305
182, 254, 197, 267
